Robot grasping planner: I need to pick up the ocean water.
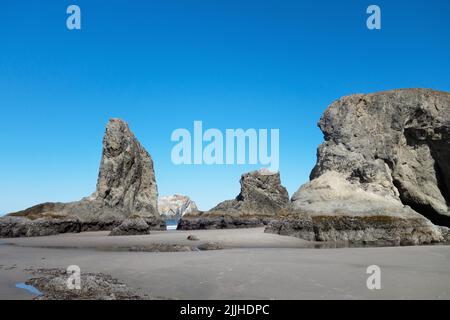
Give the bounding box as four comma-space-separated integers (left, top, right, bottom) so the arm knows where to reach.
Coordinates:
165, 219, 179, 231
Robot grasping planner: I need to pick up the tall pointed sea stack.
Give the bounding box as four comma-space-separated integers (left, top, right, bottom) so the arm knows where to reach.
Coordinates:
1, 119, 165, 237
93, 119, 159, 217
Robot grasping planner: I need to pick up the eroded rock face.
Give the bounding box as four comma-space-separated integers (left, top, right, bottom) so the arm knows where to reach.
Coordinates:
158, 195, 198, 220
3, 119, 165, 237
265, 172, 443, 245
312, 89, 450, 225
439, 226, 450, 243
266, 89, 449, 244
235, 168, 290, 213
207, 168, 289, 216
0, 216, 82, 238
178, 169, 289, 229
94, 119, 158, 217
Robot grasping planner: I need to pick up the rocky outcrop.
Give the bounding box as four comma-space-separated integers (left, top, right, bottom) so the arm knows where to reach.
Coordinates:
158, 195, 198, 220
177, 216, 274, 230
265, 172, 443, 245
2, 119, 165, 237
266, 89, 449, 245
109, 218, 151, 236
26, 268, 148, 300
0, 216, 82, 238
178, 168, 289, 229
204, 168, 289, 217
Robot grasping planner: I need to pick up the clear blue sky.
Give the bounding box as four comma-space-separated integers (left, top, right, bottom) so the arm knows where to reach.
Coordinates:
1, 0, 449, 214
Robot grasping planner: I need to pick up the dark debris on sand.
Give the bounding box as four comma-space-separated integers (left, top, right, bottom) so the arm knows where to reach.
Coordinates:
24, 268, 151, 300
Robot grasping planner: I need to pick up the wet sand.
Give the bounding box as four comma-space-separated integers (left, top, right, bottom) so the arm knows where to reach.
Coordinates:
1, 228, 450, 299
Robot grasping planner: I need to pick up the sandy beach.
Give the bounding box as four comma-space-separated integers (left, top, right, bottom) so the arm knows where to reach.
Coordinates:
1, 228, 450, 300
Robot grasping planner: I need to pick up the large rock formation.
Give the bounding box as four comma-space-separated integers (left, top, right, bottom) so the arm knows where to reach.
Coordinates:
178, 168, 289, 229
2, 119, 165, 237
93, 118, 159, 218
266, 89, 449, 245
158, 195, 198, 220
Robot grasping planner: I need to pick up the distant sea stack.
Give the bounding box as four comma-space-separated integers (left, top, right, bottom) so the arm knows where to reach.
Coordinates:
1, 119, 165, 238
178, 169, 289, 230
158, 195, 198, 221
266, 89, 450, 245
